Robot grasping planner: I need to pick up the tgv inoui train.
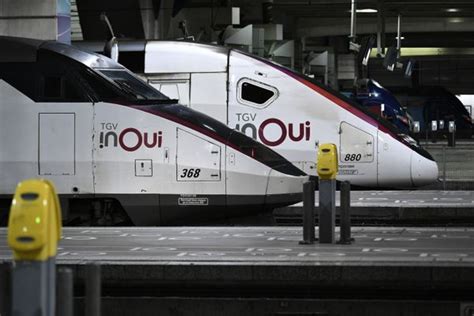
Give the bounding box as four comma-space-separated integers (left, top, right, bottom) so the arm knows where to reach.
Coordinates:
0, 37, 307, 225
111, 40, 438, 188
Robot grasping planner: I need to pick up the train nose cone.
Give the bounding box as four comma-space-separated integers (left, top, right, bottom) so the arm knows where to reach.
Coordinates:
410, 152, 439, 187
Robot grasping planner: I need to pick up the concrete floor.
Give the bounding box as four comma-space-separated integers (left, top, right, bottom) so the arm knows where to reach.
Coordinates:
1, 226, 474, 265
2, 226, 474, 316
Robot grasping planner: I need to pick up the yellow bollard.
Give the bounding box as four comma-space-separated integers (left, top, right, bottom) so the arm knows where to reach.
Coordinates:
317, 143, 338, 180
7, 178, 62, 316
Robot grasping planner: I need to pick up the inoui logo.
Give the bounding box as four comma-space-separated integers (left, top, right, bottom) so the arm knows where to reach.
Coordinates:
234, 113, 311, 146
98, 122, 163, 152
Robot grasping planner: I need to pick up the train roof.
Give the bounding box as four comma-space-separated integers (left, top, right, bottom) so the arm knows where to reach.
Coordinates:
0, 36, 123, 70
145, 41, 229, 73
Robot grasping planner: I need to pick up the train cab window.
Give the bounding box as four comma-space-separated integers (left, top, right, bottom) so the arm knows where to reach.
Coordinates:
43, 76, 61, 98
237, 78, 278, 108
98, 70, 169, 102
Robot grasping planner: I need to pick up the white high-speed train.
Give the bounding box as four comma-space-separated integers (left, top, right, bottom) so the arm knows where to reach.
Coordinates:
105, 40, 438, 188
0, 37, 307, 225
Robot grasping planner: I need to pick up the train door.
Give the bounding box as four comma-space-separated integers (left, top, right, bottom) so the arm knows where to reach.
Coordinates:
338, 122, 376, 184
175, 128, 225, 205
38, 113, 76, 176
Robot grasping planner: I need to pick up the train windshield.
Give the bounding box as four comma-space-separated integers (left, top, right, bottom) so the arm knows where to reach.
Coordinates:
98, 69, 169, 102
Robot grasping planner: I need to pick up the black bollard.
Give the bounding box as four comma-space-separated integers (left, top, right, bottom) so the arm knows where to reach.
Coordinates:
0, 263, 11, 316
85, 263, 101, 316
57, 267, 74, 316
448, 121, 456, 147
319, 178, 336, 243
299, 181, 315, 244
338, 181, 352, 244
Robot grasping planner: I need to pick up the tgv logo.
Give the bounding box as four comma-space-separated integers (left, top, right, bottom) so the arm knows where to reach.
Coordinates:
234, 113, 311, 146
98, 122, 163, 152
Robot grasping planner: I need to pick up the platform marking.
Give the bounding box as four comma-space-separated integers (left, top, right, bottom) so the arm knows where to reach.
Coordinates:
371, 248, 409, 253
185, 252, 227, 257
274, 237, 303, 241
69, 251, 107, 256
64, 236, 97, 240
232, 233, 265, 238
131, 233, 163, 237
431, 253, 468, 258
81, 230, 123, 234
255, 248, 293, 252
383, 238, 418, 241
401, 200, 425, 204
308, 252, 346, 257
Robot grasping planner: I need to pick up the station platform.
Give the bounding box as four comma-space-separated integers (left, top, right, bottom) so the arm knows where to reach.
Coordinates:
275, 190, 474, 225
1, 226, 474, 315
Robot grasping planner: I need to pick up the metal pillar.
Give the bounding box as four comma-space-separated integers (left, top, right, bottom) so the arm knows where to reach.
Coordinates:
350, 0, 357, 41
0, 263, 11, 316
85, 263, 102, 316
448, 121, 456, 147
12, 258, 56, 316
300, 181, 316, 244
397, 14, 402, 54
376, 0, 385, 56
338, 181, 352, 244
319, 179, 336, 243
57, 267, 74, 316
442, 146, 447, 191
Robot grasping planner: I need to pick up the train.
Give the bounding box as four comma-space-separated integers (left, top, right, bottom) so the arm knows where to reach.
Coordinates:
392, 86, 473, 138
83, 40, 438, 188
345, 79, 414, 135
0, 36, 307, 225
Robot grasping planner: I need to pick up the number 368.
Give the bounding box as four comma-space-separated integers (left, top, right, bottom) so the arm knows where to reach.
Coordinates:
180, 168, 201, 178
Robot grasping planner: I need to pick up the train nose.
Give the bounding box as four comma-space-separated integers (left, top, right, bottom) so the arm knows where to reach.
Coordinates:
410, 151, 439, 187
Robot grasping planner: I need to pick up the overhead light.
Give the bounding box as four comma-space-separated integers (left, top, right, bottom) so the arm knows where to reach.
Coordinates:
449, 17, 464, 23
357, 8, 378, 13
446, 8, 460, 13
347, 8, 378, 13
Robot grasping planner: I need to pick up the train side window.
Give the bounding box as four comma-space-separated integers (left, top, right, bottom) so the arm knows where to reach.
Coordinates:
39, 75, 85, 102
0, 63, 37, 101
237, 78, 278, 108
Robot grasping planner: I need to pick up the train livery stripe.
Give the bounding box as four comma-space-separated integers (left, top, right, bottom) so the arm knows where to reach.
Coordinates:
252, 56, 417, 148
130, 105, 306, 176
133, 106, 240, 151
